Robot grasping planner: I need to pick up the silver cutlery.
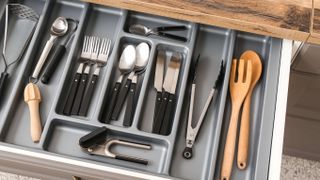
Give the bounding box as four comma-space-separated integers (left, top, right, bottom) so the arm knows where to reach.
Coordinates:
79, 38, 112, 116
71, 36, 100, 115
152, 52, 181, 135
63, 36, 93, 115
129, 24, 187, 42
31, 17, 68, 81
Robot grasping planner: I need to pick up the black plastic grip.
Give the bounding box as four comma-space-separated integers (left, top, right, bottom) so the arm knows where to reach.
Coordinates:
104, 82, 121, 123
155, 26, 187, 32
160, 93, 175, 135
115, 155, 148, 165
157, 32, 187, 42
152, 92, 169, 134
0, 72, 8, 98
79, 74, 98, 116
111, 79, 132, 120
79, 126, 107, 149
123, 83, 136, 127
63, 73, 81, 115
71, 73, 88, 115
41, 45, 66, 84
153, 91, 162, 122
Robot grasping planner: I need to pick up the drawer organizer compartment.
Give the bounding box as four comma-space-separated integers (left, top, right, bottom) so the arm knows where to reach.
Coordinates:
0, 0, 283, 180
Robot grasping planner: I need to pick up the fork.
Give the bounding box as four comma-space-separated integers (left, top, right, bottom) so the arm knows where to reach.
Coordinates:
63, 36, 92, 115
78, 38, 112, 116
221, 59, 252, 180
71, 36, 100, 115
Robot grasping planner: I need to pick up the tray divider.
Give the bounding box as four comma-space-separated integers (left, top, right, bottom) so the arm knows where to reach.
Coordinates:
91, 10, 129, 122
40, 3, 91, 146
0, 0, 54, 138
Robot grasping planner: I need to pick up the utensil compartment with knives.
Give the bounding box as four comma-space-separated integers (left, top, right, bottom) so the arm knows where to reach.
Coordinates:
0, 1, 287, 180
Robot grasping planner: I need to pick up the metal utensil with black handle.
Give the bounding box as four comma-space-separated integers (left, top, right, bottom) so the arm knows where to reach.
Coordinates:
63, 36, 92, 115
79, 38, 112, 116
153, 50, 165, 122
41, 19, 78, 84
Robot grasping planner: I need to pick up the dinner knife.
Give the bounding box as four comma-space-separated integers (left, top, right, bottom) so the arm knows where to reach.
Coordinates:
160, 52, 181, 135
152, 52, 181, 134
153, 50, 165, 124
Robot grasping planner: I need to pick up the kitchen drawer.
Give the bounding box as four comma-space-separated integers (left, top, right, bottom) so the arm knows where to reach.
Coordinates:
0, 0, 292, 180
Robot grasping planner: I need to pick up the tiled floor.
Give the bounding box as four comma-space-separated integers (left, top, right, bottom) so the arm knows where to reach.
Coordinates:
281, 155, 320, 180
0, 155, 319, 179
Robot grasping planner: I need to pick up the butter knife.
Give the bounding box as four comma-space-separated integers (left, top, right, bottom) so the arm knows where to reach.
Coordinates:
152, 52, 181, 134
153, 50, 165, 124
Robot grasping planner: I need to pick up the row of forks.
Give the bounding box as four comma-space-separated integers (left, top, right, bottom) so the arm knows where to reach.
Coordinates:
63, 36, 111, 116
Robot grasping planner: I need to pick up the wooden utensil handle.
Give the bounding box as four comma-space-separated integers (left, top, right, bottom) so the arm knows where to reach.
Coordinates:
221, 104, 241, 180
237, 92, 252, 169
27, 100, 42, 143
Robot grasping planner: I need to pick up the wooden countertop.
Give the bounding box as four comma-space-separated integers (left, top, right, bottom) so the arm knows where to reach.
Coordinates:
84, 0, 320, 45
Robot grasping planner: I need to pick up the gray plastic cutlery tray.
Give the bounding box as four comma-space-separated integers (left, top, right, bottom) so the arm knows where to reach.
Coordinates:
0, 0, 282, 179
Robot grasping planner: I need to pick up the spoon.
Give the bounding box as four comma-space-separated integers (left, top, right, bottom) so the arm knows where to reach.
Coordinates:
31, 17, 68, 80
129, 24, 187, 42
123, 42, 150, 126
237, 50, 262, 170
111, 43, 150, 120
105, 45, 136, 123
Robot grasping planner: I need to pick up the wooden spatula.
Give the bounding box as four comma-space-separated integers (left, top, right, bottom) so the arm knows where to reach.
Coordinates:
24, 82, 42, 143
237, 51, 262, 169
221, 59, 252, 180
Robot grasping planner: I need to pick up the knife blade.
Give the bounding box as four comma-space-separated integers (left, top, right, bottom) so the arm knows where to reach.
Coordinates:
160, 52, 181, 135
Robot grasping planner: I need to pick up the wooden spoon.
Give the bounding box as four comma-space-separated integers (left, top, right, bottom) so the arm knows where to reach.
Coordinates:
237, 51, 262, 170
221, 59, 252, 180
24, 82, 42, 143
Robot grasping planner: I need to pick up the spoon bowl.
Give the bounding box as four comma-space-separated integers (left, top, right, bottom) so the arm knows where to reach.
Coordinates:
51, 17, 68, 36
119, 45, 136, 74
135, 42, 150, 71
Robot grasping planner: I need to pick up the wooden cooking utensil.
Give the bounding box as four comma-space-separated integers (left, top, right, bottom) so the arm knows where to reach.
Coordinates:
237, 50, 262, 169
221, 59, 252, 180
24, 83, 42, 143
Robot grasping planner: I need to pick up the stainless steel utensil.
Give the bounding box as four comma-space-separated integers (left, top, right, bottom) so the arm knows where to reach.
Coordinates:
41, 18, 79, 84
0, 3, 39, 100
183, 59, 225, 159
129, 24, 187, 42
63, 36, 93, 115
71, 36, 100, 115
78, 38, 112, 116
153, 50, 165, 123
104, 45, 136, 122
152, 52, 181, 135
122, 42, 150, 126
31, 17, 68, 80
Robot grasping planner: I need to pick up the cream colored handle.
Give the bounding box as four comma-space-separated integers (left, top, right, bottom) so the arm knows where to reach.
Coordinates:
221, 104, 241, 180
27, 100, 42, 143
237, 92, 252, 169
24, 83, 42, 143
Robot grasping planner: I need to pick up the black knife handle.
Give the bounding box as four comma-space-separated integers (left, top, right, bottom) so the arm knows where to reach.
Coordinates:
63, 72, 81, 115
111, 79, 132, 120
123, 83, 136, 127
153, 91, 162, 122
157, 32, 187, 42
115, 154, 148, 165
71, 73, 88, 115
41, 45, 66, 84
104, 82, 121, 123
79, 74, 98, 116
155, 26, 187, 32
160, 93, 175, 135
0, 72, 8, 98
152, 92, 169, 134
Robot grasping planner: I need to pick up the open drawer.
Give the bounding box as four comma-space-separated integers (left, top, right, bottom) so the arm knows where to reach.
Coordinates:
0, 0, 292, 180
